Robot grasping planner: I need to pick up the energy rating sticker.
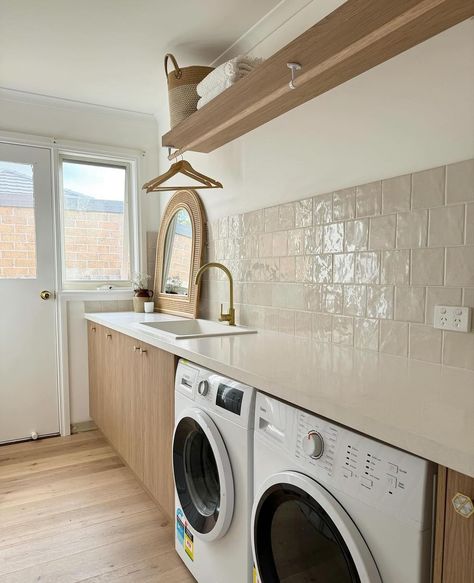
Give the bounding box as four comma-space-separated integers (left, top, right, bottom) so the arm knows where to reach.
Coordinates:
184, 525, 194, 561
253, 566, 260, 583
176, 508, 185, 547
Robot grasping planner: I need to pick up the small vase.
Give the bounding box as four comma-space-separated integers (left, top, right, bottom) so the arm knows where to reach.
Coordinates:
133, 289, 153, 313
133, 296, 147, 313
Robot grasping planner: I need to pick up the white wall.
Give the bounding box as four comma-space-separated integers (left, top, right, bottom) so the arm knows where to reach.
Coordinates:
0, 90, 161, 424
154, 7, 474, 221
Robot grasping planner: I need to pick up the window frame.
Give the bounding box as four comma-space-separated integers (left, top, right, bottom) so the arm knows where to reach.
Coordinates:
57, 151, 140, 290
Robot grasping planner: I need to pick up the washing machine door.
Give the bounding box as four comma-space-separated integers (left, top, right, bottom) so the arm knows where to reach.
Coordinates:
173, 407, 234, 542
252, 471, 381, 583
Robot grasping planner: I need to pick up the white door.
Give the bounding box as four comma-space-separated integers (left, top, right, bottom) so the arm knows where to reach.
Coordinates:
0, 142, 59, 443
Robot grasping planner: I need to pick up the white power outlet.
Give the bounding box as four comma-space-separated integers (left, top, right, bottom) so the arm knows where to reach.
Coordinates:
433, 305, 472, 332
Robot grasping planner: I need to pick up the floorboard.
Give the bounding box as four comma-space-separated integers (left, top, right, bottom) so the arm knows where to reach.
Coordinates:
0, 432, 195, 583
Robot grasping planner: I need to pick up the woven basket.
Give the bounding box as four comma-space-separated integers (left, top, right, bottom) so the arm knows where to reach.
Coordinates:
165, 54, 213, 128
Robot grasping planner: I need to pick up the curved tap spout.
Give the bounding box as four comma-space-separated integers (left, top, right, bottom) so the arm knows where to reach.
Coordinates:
195, 262, 235, 326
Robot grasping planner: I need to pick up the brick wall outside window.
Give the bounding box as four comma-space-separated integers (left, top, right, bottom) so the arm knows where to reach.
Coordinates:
0, 207, 127, 280
0, 206, 36, 278
63, 209, 128, 281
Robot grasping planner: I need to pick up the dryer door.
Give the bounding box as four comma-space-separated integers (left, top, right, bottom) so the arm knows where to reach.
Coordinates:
252, 471, 381, 583
173, 407, 234, 542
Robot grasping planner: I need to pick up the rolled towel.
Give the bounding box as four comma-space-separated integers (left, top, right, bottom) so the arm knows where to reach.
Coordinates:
197, 81, 234, 109
197, 55, 263, 97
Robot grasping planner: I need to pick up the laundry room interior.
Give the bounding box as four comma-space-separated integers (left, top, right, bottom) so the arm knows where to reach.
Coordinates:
0, 1, 473, 582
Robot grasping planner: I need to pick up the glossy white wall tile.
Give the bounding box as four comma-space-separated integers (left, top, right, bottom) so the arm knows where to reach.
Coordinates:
203, 160, 474, 369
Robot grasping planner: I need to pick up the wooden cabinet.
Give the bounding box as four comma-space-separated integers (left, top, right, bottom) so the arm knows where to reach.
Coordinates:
87, 322, 176, 517
142, 342, 176, 518
434, 467, 474, 583
87, 322, 99, 423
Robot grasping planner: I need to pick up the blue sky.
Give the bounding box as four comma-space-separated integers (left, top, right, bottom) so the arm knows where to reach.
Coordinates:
0, 160, 125, 202
63, 162, 125, 201
0, 160, 33, 177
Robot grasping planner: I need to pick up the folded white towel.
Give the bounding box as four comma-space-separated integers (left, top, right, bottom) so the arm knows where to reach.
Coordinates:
197, 55, 263, 97
197, 80, 234, 109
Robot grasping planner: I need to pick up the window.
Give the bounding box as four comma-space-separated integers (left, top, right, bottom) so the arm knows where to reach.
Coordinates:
60, 156, 136, 286
0, 161, 37, 279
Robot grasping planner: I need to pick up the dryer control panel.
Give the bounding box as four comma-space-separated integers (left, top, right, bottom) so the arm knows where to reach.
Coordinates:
256, 393, 434, 528
294, 409, 433, 527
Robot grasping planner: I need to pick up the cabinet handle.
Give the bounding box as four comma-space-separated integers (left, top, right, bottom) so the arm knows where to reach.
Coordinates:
91, 326, 96, 332
133, 345, 140, 352
452, 492, 474, 518
140, 348, 148, 354
106, 333, 112, 339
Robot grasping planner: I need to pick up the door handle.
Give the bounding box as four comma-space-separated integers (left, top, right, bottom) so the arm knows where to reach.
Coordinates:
40, 290, 52, 300
452, 492, 474, 518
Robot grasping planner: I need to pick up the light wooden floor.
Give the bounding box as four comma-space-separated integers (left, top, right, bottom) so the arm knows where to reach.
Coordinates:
0, 431, 195, 583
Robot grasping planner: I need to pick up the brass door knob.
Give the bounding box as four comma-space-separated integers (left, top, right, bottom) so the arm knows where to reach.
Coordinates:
452, 492, 474, 518
40, 290, 52, 300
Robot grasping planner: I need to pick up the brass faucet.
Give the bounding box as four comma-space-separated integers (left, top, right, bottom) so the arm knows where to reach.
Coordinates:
195, 262, 235, 326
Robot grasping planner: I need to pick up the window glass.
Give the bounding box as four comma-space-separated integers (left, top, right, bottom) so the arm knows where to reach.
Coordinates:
62, 160, 129, 282
0, 161, 37, 279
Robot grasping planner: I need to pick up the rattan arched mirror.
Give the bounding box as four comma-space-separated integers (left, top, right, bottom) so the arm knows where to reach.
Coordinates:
154, 189, 206, 318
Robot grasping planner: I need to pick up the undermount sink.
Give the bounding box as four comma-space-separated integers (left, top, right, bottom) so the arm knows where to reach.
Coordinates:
138, 319, 257, 339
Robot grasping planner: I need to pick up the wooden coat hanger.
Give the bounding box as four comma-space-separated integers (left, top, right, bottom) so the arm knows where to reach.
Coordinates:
143, 159, 222, 192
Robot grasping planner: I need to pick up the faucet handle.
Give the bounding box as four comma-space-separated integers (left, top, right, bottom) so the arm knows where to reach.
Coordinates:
219, 304, 229, 321
219, 304, 235, 326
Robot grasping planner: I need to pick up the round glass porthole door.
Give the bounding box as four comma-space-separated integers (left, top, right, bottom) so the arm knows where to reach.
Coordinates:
252, 472, 381, 583
173, 408, 234, 542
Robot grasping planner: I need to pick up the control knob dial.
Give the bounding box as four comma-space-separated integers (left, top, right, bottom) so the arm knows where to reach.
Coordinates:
302, 430, 324, 459
198, 380, 209, 396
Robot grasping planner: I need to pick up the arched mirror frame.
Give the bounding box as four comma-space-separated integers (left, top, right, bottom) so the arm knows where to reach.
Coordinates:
154, 189, 206, 318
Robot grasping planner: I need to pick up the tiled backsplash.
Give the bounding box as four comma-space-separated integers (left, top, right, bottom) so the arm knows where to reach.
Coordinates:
202, 159, 474, 370
84, 299, 133, 312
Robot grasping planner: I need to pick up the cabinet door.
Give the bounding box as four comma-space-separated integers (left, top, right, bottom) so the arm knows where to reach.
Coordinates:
87, 322, 99, 423
118, 333, 145, 480
141, 342, 176, 518
99, 327, 122, 445
434, 467, 474, 583
88, 322, 108, 431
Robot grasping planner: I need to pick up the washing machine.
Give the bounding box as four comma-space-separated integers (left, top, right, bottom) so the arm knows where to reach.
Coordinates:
173, 359, 256, 583
252, 393, 436, 583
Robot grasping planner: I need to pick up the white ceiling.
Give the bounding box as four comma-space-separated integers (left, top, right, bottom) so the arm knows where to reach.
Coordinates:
0, 0, 280, 114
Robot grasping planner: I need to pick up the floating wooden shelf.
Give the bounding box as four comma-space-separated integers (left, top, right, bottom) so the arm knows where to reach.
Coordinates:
162, 0, 474, 156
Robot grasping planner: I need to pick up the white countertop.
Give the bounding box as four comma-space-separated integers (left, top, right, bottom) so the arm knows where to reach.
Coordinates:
85, 311, 474, 477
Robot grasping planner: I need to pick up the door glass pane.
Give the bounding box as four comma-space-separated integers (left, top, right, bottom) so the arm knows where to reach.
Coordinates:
271, 499, 355, 582
0, 161, 37, 279
255, 484, 360, 583
184, 428, 220, 516
173, 416, 221, 534
62, 160, 129, 281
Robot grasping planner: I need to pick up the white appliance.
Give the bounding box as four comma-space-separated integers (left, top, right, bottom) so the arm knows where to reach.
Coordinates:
173, 359, 256, 583
252, 393, 436, 583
